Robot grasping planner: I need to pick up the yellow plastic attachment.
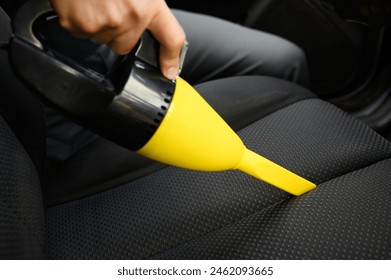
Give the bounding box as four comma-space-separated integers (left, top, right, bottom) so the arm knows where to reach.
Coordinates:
137, 77, 244, 171
137, 77, 316, 195
236, 149, 316, 195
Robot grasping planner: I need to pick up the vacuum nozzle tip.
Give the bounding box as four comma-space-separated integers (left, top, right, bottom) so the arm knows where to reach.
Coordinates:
237, 149, 316, 196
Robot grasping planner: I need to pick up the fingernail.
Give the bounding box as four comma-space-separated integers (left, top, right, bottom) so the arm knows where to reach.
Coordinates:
165, 67, 178, 80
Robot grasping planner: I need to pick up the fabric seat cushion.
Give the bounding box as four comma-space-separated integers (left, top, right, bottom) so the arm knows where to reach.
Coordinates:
45, 97, 391, 259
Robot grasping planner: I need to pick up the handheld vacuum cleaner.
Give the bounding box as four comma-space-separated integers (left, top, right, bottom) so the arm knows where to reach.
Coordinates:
9, 0, 316, 195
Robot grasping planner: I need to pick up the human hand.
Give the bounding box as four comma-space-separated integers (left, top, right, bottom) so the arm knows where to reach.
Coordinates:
49, 0, 186, 80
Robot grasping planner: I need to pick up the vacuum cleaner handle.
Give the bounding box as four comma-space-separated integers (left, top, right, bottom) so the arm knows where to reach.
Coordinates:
12, 0, 162, 67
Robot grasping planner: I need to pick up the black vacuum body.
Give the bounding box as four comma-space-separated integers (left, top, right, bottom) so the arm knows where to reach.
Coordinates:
9, 0, 177, 150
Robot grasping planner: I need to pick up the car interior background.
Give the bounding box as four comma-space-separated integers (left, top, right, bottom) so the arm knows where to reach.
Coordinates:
1, 0, 391, 259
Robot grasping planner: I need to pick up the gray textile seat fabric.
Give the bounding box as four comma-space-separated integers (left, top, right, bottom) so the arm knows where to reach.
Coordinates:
1, 73, 391, 259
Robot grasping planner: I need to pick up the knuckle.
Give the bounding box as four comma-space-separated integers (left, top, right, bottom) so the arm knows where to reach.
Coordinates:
170, 32, 186, 50
127, 5, 147, 23
105, 14, 123, 29
79, 20, 100, 34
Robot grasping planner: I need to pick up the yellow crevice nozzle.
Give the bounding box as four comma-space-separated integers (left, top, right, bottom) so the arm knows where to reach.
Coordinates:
236, 148, 316, 195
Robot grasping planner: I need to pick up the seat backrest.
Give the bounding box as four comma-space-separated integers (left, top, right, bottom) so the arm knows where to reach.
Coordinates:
0, 7, 46, 259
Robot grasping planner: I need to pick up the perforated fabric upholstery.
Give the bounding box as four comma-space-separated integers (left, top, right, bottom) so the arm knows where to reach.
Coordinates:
156, 159, 391, 259
0, 116, 45, 259
45, 99, 391, 259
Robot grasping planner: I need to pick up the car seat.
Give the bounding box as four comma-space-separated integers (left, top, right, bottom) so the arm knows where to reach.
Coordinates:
1, 7, 391, 260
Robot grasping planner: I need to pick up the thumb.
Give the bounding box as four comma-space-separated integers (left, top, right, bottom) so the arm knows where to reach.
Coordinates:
148, 5, 186, 80
159, 41, 185, 80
